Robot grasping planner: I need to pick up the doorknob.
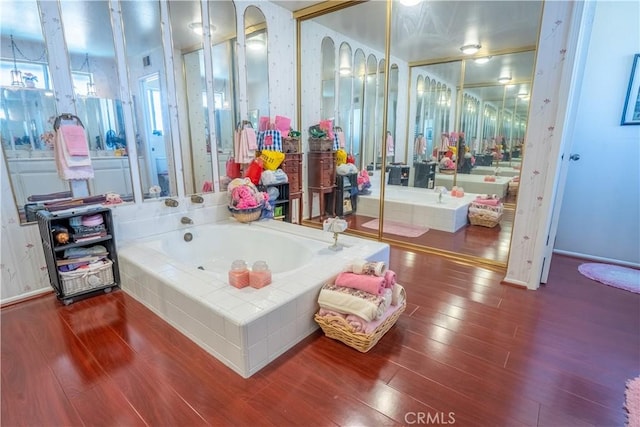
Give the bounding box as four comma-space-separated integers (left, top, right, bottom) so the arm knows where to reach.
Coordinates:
569, 153, 580, 161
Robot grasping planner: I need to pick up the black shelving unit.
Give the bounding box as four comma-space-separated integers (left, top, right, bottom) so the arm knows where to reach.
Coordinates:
387, 165, 410, 186
37, 207, 120, 305
413, 161, 437, 189
260, 182, 291, 222
335, 173, 357, 217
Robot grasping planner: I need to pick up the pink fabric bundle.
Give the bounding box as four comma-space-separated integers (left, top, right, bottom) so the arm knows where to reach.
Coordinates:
335, 272, 385, 296
474, 197, 501, 206
383, 270, 396, 289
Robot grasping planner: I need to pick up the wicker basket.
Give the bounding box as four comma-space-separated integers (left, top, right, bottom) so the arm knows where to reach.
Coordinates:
439, 168, 456, 175
468, 211, 503, 228
59, 259, 114, 296
508, 181, 519, 196
283, 137, 299, 153
309, 137, 334, 152
228, 204, 263, 223
314, 302, 406, 352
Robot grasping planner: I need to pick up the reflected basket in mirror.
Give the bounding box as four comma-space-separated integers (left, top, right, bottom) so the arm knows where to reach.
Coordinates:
283, 137, 299, 153
309, 137, 334, 152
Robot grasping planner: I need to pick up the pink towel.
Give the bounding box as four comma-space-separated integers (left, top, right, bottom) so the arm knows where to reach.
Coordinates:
60, 125, 89, 156
335, 272, 385, 296
474, 197, 500, 206
383, 270, 396, 289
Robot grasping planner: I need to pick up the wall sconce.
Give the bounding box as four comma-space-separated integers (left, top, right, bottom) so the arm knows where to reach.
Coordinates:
460, 44, 481, 55
10, 35, 24, 87
189, 22, 203, 35
474, 56, 492, 64
246, 34, 266, 51
339, 66, 351, 76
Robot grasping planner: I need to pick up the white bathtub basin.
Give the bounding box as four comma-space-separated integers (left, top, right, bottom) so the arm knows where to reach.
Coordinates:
118, 220, 389, 378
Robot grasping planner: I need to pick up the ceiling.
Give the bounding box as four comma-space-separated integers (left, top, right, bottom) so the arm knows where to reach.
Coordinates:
1, 0, 542, 88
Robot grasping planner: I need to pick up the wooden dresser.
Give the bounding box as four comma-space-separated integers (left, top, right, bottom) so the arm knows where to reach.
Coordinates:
307, 151, 336, 219
280, 153, 303, 223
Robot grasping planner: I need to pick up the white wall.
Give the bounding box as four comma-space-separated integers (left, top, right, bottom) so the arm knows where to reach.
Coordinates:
554, 0, 640, 265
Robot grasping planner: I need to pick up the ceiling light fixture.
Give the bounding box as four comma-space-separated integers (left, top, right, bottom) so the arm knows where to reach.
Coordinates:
189, 22, 203, 35
474, 56, 492, 64
498, 76, 512, 84
460, 44, 481, 55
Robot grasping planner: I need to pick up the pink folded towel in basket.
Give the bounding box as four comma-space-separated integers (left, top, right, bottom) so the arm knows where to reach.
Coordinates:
473, 197, 501, 206
335, 272, 385, 295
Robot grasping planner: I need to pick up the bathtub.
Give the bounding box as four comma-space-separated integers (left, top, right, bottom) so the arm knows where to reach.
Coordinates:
118, 220, 389, 378
358, 182, 477, 232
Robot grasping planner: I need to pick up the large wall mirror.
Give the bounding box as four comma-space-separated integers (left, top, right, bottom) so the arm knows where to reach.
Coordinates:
59, 0, 134, 201
1, 0, 137, 223
121, 0, 177, 200
244, 6, 269, 127
298, 0, 542, 267
1, 0, 62, 224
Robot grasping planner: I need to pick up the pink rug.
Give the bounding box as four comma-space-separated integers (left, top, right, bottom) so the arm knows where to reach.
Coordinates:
361, 219, 429, 238
578, 263, 640, 294
626, 376, 640, 427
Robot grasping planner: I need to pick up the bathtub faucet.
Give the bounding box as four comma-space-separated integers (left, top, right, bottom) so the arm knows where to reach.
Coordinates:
190, 194, 204, 204
181, 216, 193, 225
164, 198, 179, 207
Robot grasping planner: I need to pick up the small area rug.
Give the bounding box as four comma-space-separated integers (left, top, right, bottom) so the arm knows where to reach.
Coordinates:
361, 219, 429, 238
577, 263, 640, 294
626, 376, 640, 427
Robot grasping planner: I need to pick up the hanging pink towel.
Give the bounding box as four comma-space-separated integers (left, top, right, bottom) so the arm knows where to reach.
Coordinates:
61, 125, 89, 156
245, 127, 258, 150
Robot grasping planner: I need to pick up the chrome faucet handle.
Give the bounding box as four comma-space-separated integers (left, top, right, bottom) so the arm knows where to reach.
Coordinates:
191, 194, 204, 204
164, 198, 179, 207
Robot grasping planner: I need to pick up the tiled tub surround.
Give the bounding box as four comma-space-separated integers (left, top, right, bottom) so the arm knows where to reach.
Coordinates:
118, 220, 389, 378
358, 184, 477, 233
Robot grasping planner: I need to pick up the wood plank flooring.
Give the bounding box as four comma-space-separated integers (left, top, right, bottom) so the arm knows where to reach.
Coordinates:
2, 252, 638, 426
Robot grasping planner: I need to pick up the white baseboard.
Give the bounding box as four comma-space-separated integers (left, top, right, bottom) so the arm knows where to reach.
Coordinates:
553, 249, 640, 269
1, 288, 52, 307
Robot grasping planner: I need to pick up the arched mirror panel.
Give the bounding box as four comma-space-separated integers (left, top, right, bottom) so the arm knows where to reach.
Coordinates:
169, 1, 209, 195
321, 37, 335, 123
352, 48, 366, 167
121, 0, 177, 200
244, 6, 268, 128
362, 53, 378, 171
376, 59, 386, 164
210, 1, 239, 192
337, 42, 352, 154
386, 63, 399, 164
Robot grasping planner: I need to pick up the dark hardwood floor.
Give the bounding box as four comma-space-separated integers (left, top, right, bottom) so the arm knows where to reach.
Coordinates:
2, 251, 638, 426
